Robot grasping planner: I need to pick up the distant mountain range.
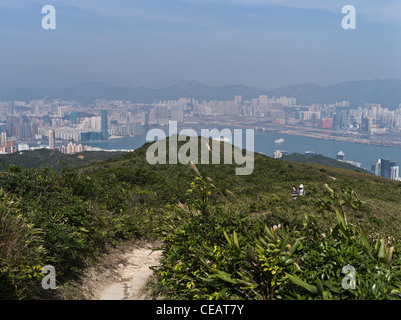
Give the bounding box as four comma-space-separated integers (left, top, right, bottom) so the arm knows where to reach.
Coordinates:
0, 80, 266, 104
267, 79, 401, 108
1, 79, 400, 108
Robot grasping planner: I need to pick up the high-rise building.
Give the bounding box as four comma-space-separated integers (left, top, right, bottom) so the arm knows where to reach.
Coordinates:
361, 117, 371, 133
58, 106, 69, 118
334, 113, 342, 128
171, 107, 184, 122
49, 130, 55, 150
155, 106, 168, 119
0, 132, 7, 145
391, 166, 399, 181
380, 158, 391, 179
6, 116, 19, 136
234, 95, 242, 104
374, 158, 397, 179
273, 150, 288, 159
128, 122, 143, 136
372, 159, 381, 176
70, 111, 77, 125
333, 110, 349, 128
101, 110, 108, 140
144, 111, 149, 127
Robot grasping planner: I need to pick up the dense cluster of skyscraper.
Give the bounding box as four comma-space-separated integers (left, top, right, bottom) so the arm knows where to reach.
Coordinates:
0, 94, 401, 178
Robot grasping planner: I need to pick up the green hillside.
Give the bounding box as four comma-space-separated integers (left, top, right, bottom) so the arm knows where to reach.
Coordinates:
281, 152, 369, 173
78, 139, 400, 235
1, 137, 401, 300
0, 148, 125, 173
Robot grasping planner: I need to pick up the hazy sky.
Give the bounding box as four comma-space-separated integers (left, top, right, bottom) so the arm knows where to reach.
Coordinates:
0, 0, 400, 89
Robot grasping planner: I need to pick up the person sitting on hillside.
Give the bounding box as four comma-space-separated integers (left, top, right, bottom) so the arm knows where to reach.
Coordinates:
298, 184, 305, 196
291, 185, 298, 199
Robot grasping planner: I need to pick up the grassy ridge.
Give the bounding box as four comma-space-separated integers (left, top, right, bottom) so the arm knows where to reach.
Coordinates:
281, 152, 369, 173
0, 148, 125, 173
78, 139, 401, 237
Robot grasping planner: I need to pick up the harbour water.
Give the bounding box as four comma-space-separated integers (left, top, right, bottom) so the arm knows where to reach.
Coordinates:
82, 126, 401, 173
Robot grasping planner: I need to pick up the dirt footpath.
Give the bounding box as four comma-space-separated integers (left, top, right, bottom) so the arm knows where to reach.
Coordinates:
78, 241, 162, 300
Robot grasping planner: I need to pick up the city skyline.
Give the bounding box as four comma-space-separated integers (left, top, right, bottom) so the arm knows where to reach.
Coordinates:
0, 1, 400, 89
1, 1, 401, 176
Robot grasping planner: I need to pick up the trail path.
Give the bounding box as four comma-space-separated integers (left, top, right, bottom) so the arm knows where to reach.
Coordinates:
79, 242, 162, 300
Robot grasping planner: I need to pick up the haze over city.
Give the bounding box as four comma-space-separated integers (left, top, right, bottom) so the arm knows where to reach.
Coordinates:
0, 0, 400, 89
1, 1, 401, 172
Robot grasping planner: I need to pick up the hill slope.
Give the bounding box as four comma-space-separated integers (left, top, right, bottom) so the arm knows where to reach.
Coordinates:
1, 137, 401, 300
281, 152, 369, 173
77, 137, 401, 300
0, 148, 125, 173
78, 137, 401, 236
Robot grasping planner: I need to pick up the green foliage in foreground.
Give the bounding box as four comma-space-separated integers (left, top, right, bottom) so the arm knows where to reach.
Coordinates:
0, 164, 162, 299
153, 169, 401, 300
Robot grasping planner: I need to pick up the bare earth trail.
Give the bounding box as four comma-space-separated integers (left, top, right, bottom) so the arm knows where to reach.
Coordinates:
78, 241, 163, 300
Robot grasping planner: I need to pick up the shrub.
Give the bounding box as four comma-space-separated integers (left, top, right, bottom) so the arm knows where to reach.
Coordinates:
153, 174, 401, 300
0, 189, 47, 299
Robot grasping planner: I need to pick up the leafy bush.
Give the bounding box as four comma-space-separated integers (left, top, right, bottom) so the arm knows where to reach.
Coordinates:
0, 189, 46, 299
0, 164, 161, 299
2, 139, 401, 300
153, 170, 401, 300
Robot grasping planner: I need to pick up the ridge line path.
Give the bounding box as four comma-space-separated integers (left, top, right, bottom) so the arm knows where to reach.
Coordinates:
79, 241, 163, 300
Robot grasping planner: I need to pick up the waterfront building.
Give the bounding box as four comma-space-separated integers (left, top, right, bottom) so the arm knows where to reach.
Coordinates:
337, 151, 345, 161
380, 158, 396, 179
372, 158, 398, 180
66, 142, 85, 154
321, 118, 333, 128
372, 159, 381, 176
101, 110, 108, 140
49, 130, 55, 150
273, 150, 288, 159
343, 160, 362, 168
18, 143, 29, 151
361, 117, 371, 133
391, 166, 399, 181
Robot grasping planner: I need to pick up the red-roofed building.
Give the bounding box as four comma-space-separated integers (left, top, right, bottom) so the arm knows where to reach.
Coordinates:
321, 118, 333, 128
